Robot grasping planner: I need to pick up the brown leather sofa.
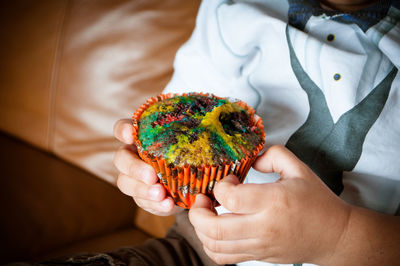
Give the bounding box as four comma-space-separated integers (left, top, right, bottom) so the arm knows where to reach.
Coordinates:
0, 0, 200, 263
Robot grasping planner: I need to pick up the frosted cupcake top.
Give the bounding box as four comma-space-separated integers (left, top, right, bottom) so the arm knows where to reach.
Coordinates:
136, 94, 264, 167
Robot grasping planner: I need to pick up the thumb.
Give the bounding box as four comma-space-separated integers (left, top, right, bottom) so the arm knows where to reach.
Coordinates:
214, 175, 279, 213
253, 145, 311, 180
113, 119, 134, 144
192, 193, 213, 210
189, 194, 217, 227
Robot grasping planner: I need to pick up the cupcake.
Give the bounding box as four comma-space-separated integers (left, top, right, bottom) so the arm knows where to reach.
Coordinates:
132, 93, 265, 209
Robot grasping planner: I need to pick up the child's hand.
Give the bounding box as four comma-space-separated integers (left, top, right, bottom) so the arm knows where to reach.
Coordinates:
113, 119, 182, 216
189, 145, 352, 265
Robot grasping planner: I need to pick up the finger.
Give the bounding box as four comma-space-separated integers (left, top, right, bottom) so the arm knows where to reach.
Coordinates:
203, 246, 254, 265
193, 193, 213, 209
114, 119, 134, 144
196, 230, 261, 255
136, 197, 176, 216
117, 173, 177, 215
189, 195, 257, 240
214, 175, 279, 213
192, 193, 218, 215
117, 173, 166, 201
113, 145, 158, 185
253, 145, 310, 179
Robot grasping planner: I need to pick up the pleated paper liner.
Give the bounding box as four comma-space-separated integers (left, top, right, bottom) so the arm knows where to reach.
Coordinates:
132, 93, 266, 209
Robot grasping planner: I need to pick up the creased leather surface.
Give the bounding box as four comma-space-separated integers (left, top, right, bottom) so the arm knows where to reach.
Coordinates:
52, 0, 200, 184
0, 0, 200, 184
0, 0, 69, 149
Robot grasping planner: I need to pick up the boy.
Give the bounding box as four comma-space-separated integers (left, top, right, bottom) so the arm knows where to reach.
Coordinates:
114, 0, 400, 265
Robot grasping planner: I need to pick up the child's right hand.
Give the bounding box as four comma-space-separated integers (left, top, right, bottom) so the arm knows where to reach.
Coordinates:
113, 119, 182, 216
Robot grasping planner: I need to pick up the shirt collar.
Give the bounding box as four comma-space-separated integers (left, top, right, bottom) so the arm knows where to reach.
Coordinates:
288, 0, 394, 31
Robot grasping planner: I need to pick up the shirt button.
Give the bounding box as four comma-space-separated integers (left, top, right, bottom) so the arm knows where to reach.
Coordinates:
333, 73, 341, 81
327, 34, 335, 42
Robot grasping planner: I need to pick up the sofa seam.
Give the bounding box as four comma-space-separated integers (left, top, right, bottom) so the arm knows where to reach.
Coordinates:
46, 0, 71, 152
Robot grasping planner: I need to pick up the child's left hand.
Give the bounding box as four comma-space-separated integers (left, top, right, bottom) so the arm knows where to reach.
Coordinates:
189, 145, 352, 265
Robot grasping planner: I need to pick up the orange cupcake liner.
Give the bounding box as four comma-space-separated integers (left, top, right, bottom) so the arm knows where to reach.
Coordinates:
132, 93, 265, 209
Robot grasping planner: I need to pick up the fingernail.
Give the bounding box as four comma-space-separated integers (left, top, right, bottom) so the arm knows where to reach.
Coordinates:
222, 175, 239, 184
140, 167, 153, 184
161, 199, 172, 208
122, 127, 133, 143
148, 186, 160, 199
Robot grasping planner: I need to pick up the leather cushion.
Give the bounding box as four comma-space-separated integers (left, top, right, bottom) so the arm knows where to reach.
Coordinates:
0, 0, 200, 184
0, 133, 139, 263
